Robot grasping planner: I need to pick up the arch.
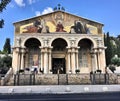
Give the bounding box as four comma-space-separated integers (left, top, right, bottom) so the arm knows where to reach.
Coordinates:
21, 36, 43, 47
52, 38, 68, 51
76, 36, 97, 48
51, 38, 68, 74
50, 36, 70, 47
24, 38, 41, 48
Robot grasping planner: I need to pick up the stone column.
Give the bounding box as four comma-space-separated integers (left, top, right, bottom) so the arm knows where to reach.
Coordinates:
94, 53, 98, 72
16, 47, 20, 72
40, 48, 44, 71
75, 48, 79, 70
71, 48, 76, 74
20, 48, 25, 70
44, 48, 49, 74
48, 49, 52, 73
40, 52, 43, 71
93, 49, 98, 72
90, 52, 95, 72
67, 49, 71, 73
97, 48, 102, 70
94, 48, 102, 71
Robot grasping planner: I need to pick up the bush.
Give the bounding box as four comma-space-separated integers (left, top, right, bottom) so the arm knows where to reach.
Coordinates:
111, 56, 120, 66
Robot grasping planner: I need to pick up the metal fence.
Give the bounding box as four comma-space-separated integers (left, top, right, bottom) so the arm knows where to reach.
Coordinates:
0, 73, 120, 86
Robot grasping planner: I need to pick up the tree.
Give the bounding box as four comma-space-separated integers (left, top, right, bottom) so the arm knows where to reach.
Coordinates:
0, 0, 11, 28
111, 55, 120, 66
3, 38, 11, 54
0, 55, 12, 74
116, 35, 120, 57
104, 32, 113, 66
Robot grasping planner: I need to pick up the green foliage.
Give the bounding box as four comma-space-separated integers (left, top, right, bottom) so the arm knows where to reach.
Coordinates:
0, 19, 4, 28
104, 32, 113, 66
0, 0, 11, 28
3, 38, 11, 54
0, 55, 12, 74
111, 56, 120, 66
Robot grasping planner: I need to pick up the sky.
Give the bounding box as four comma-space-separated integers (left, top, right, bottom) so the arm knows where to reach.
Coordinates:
0, 0, 120, 50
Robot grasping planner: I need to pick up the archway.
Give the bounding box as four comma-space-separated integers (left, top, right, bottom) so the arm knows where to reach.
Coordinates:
24, 38, 41, 71
78, 39, 93, 73
51, 38, 67, 74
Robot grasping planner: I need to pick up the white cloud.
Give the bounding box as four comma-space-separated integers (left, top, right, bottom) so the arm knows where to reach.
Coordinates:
14, 0, 25, 7
42, 7, 53, 14
35, 7, 53, 16
35, 11, 41, 16
28, 0, 36, 5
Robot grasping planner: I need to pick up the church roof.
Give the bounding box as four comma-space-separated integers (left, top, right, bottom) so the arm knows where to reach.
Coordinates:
13, 10, 104, 26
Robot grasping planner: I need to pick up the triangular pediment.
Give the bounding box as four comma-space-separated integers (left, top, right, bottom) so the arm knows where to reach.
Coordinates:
14, 10, 103, 34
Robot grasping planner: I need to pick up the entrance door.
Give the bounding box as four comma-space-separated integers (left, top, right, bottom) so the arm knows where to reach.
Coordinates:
52, 58, 66, 74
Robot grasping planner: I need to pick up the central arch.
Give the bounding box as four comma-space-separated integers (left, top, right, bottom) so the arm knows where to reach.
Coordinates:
24, 38, 41, 71
51, 38, 68, 74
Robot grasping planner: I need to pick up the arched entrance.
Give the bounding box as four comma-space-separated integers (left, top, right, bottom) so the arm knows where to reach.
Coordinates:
51, 38, 67, 74
24, 38, 41, 71
78, 39, 93, 73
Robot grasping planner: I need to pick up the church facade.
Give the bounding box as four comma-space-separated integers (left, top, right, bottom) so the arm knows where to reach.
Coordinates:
12, 9, 106, 74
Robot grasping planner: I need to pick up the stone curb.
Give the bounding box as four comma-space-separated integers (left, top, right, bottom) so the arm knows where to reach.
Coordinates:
0, 85, 120, 94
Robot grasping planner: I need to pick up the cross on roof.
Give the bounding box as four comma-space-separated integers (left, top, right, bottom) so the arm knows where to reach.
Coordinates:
54, 4, 65, 11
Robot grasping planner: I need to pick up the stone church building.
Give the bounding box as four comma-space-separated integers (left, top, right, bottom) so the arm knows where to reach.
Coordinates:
12, 7, 106, 74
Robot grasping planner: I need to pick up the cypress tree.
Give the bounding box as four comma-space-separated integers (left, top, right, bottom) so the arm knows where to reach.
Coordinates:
3, 38, 11, 54
105, 32, 113, 66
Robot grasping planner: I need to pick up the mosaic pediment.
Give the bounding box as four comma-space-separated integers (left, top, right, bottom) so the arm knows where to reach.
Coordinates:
14, 11, 103, 34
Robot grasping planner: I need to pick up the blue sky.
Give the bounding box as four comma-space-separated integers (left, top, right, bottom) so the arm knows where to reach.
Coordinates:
0, 0, 120, 50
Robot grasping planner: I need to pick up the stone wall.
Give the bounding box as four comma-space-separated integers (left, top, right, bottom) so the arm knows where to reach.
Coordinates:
4, 73, 120, 86
13, 74, 91, 85
68, 74, 91, 84
35, 74, 58, 85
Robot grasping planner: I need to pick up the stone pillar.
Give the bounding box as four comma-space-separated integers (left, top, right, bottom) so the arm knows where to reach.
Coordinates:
98, 48, 103, 70
44, 48, 49, 74
97, 52, 101, 70
48, 48, 52, 73
94, 53, 98, 72
75, 48, 79, 70
20, 48, 26, 70
16, 47, 20, 72
90, 52, 95, 72
100, 48, 106, 73
40, 48, 44, 71
93, 49, 98, 72
12, 47, 19, 73
71, 48, 76, 74
94, 48, 102, 71
67, 50, 71, 73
